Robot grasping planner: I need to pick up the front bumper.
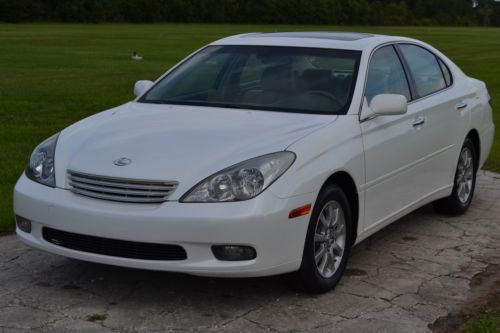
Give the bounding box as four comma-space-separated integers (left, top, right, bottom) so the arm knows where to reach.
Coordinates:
13, 174, 316, 277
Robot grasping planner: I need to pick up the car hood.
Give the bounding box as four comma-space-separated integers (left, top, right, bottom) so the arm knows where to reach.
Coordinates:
55, 102, 336, 198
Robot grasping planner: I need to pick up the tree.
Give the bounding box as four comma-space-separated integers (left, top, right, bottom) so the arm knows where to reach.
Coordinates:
0, 0, 498, 26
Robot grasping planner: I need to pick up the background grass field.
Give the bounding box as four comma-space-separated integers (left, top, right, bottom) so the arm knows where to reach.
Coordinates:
0, 24, 499, 232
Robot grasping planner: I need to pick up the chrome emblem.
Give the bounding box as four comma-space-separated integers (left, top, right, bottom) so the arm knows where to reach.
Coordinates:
113, 157, 132, 166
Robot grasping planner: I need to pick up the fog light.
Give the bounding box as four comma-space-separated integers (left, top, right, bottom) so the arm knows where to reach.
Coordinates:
16, 215, 31, 233
212, 245, 256, 261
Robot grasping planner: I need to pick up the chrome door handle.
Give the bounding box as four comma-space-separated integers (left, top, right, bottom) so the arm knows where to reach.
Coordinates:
456, 102, 468, 110
412, 117, 425, 127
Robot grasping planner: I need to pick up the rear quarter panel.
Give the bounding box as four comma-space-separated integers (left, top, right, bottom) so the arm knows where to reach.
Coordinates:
468, 78, 495, 168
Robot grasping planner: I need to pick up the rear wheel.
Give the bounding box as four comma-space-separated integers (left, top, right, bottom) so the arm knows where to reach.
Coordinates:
289, 184, 352, 293
433, 138, 477, 215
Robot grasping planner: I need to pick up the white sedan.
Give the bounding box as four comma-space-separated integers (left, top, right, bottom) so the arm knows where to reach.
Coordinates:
14, 32, 494, 293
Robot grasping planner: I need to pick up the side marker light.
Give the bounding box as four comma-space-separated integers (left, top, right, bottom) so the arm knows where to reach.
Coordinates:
288, 204, 312, 219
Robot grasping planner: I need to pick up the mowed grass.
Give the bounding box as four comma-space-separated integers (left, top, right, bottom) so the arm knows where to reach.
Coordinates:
0, 24, 499, 232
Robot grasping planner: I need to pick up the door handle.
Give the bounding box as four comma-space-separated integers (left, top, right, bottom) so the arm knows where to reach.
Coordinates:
456, 102, 468, 110
412, 117, 425, 127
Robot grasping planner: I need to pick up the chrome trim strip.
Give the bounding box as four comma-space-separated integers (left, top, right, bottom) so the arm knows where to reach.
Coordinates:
67, 170, 178, 187
70, 188, 171, 203
68, 181, 172, 197
67, 170, 178, 204
68, 175, 175, 191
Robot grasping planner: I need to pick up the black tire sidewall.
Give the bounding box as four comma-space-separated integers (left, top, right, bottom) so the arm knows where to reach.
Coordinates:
298, 184, 353, 293
451, 139, 477, 211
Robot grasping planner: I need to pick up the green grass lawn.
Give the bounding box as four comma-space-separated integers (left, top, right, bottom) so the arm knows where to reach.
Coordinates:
0, 24, 499, 232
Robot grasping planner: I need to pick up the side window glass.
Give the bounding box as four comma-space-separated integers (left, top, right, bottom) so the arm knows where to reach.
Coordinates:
399, 44, 446, 97
438, 58, 452, 87
365, 45, 411, 104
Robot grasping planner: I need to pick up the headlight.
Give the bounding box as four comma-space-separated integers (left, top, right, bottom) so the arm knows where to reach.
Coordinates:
180, 151, 295, 202
25, 133, 60, 187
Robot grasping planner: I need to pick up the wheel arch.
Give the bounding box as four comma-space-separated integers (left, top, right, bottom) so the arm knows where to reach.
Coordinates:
466, 129, 481, 171
322, 171, 359, 245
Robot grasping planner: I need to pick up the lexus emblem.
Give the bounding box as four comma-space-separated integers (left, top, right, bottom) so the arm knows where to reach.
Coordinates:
113, 157, 132, 166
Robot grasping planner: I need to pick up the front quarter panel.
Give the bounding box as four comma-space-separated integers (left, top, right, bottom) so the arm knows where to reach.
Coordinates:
270, 114, 365, 210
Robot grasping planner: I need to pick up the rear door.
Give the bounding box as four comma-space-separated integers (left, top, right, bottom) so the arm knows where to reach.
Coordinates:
397, 43, 469, 190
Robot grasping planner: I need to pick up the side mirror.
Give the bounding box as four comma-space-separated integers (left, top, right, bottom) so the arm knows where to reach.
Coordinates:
133, 80, 153, 97
369, 94, 408, 116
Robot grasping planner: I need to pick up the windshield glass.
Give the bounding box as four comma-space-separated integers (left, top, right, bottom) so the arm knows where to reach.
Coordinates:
140, 45, 361, 115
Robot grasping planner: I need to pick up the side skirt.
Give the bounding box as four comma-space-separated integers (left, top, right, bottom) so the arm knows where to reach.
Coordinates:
354, 184, 453, 245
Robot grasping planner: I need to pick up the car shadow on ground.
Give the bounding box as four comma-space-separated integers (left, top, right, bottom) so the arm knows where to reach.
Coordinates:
21, 205, 433, 304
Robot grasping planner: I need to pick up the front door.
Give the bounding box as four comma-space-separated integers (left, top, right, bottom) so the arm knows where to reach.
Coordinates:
360, 45, 433, 231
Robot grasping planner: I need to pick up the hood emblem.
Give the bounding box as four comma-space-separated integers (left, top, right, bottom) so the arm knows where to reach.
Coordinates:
114, 157, 132, 166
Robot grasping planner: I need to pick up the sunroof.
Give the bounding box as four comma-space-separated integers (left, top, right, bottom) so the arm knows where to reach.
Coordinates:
244, 32, 374, 41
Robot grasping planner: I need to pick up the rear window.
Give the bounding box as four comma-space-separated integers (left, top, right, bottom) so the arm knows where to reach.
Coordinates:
399, 44, 447, 98
438, 58, 453, 87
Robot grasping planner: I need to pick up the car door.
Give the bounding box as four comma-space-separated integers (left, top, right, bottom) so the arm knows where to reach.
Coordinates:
360, 45, 433, 231
397, 44, 469, 190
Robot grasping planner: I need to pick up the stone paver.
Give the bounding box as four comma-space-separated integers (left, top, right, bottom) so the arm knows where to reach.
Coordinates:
1, 171, 499, 333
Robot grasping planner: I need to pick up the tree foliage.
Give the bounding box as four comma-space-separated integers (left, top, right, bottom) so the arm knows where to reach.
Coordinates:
0, 0, 499, 26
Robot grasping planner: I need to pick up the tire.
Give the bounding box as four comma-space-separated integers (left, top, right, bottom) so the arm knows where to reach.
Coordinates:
433, 138, 477, 215
288, 184, 353, 294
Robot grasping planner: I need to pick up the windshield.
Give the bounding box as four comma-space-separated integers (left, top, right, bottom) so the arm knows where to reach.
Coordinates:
140, 45, 361, 115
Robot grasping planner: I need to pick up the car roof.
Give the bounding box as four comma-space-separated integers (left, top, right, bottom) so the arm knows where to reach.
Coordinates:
243, 32, 374, 41
211, 31, 416, 51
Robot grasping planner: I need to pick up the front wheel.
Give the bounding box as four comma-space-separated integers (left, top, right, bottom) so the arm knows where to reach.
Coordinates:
288, 184, 352, 294
433, 138, 477, 215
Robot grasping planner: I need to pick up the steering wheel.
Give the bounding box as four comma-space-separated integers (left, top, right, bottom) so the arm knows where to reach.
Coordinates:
303, 90, 343, 109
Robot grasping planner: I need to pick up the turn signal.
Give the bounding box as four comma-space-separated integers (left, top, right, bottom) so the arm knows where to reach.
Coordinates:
288, 204, 312, 219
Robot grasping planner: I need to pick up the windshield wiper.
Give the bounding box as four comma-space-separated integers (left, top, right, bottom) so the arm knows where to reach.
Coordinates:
143, 100, 171, 104
140, 100, 334, 115
211, 103, 246, 109
141, 99, 248, 110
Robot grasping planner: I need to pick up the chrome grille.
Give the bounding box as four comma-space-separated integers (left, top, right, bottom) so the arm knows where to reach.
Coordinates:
67, 170, 178, 203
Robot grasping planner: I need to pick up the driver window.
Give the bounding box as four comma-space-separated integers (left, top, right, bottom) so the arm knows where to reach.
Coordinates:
365, 45, 411, 104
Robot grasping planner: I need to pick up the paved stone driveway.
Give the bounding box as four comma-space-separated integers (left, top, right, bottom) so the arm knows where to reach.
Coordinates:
1, 171, 499, 333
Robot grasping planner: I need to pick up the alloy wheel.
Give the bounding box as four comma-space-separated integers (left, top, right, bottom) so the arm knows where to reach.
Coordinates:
457, 147, 474, 204
313, 200, 347, 278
